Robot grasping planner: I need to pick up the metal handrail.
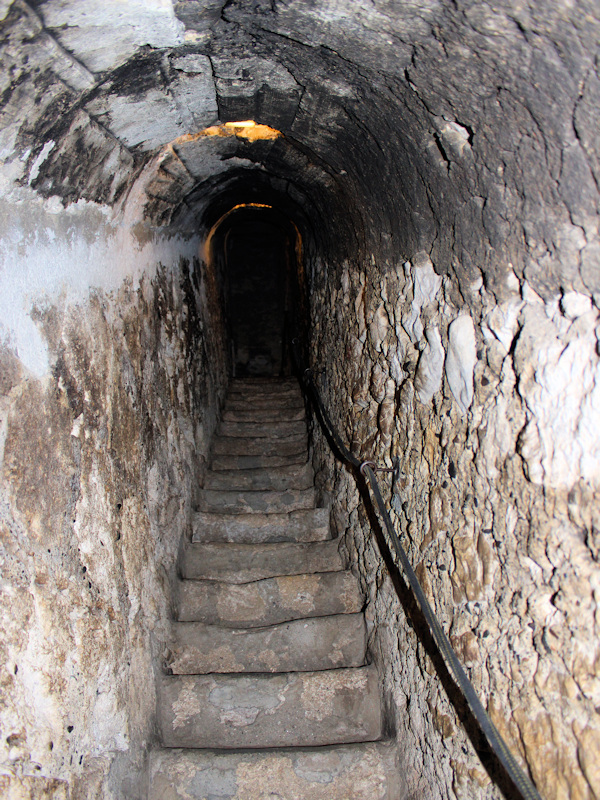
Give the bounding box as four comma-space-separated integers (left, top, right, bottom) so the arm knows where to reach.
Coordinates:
292, 340, 543, 800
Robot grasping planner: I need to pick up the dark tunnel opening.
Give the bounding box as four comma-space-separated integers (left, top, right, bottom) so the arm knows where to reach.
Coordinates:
207, 202, 306, 378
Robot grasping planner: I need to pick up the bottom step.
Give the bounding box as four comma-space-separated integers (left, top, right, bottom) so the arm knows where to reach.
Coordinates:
149, 741, 402, 800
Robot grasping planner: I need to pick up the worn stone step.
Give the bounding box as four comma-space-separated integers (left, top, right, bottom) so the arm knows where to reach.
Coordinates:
148, 741, 401, 800
212, 434, 307, 457
198, 487, 316, 515
158, 665, 381, 749
205, 461, 314, 491
192, 508, 330, 544
229, 380, 300, 395
227, 390, 302, 402
219, 420, 306, 438
225, 394, 304, 411
225, 392, 305, 412
222, 406, 305, 423
211, 452, 308, 471
232, 376, 297, 383
181, 539, 343, 583
167, 613, 367, 674
231, 376, 298, 386
176, 570, 363, 626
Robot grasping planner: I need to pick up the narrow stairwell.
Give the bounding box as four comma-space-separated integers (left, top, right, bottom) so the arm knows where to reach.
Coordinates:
149, 378, 400, 799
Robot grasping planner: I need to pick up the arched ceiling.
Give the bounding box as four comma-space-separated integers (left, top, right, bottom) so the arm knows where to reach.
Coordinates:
1, 0, 599, 299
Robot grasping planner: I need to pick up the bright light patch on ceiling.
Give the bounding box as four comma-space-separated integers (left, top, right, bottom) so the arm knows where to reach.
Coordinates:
229, 203, 273, 211
200, 120, 281, 141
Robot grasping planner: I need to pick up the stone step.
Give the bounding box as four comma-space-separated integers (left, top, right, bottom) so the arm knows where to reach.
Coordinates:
158, 665, 381, 749
152, 377, 391, 796
176, 570, 363, 627
210, 452, 308, 471
181, 538, 342, 582
167, 613, 367, 674
148, 741, 401, 800
219, 420, 306, 438
230, 376, 298, 387
204, 461, 314, 491
181, 539, 343, 583
192, 508, 330, 544
229, 381, 300, 396
225, 395, 304, 411
227, 392, 303, 406
222, 406, 305, 423
212, 434, 307, 457
198, 487, 316, 515
226, 392, 303, 404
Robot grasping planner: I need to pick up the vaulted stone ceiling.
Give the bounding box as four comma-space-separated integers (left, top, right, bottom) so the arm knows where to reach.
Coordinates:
3, 0, 598, 296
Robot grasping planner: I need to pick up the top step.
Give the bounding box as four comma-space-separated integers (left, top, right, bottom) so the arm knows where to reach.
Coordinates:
230, 377, 299, 389
229, 380, 300, 394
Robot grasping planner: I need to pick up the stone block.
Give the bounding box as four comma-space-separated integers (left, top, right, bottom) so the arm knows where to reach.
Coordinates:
198, 486, 316, 514
222, 406, 306, 423
158, 666, 381, 748
148, 742, 402, 800
210, 453, 309, 470
167, 613, 366, 674
204, 461, 314, 491
218, 420, 306, 438
181, 538, 342, 582
175, 570, 363, 626
212, 434, 308, 457
192, 508, 331, 544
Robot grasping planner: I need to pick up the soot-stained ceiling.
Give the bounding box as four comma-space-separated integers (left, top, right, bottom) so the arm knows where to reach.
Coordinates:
1, 0, 599, 300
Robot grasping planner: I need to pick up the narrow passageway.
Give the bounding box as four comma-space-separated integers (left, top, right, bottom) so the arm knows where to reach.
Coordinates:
0, 2, 599, 799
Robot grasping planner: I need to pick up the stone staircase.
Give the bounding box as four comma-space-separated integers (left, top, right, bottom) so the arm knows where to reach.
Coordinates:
148, 378, 400, 799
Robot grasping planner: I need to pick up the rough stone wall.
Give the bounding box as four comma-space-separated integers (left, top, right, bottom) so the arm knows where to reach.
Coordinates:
309, 253, 600, 800
0, 251, 227, 797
